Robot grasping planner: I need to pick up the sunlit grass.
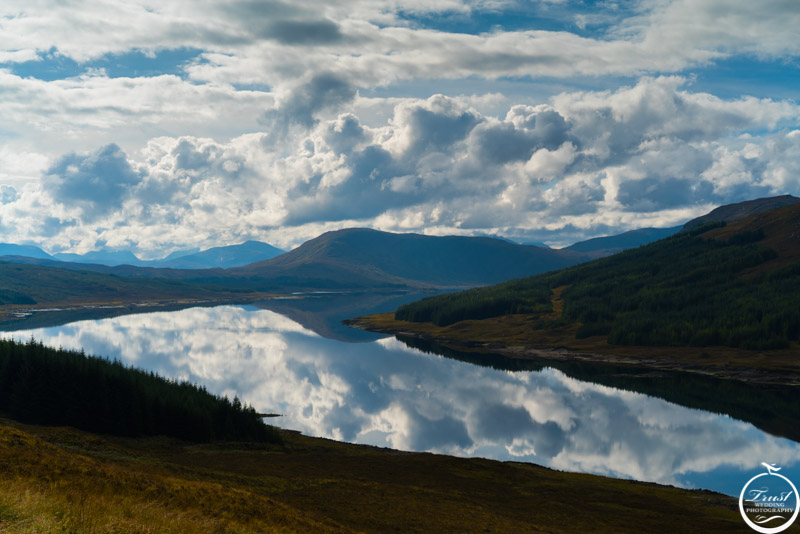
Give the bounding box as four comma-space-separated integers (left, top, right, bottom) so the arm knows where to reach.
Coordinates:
0, 418, 747, 533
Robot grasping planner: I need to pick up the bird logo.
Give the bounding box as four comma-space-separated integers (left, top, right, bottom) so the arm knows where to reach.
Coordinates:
762, 463, 782, 475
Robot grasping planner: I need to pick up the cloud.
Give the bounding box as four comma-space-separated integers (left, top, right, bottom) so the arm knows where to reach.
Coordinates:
261, 72, 357, 141
635, 0, 800, 59
43, 143, 142, 220
3, 75, 799, 255
263, 19, 345, 46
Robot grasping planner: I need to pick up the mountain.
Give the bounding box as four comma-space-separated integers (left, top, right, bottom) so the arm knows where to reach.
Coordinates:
682, 194, 800, 230
44, 241, 284, 269
0, 243, 53, 260
390, 201, 800, 351
232, 228, 591, 288
54, 250, 146, 266
158, 241, 284, 269
564, 226, 682, 257
0, 231, 590, 293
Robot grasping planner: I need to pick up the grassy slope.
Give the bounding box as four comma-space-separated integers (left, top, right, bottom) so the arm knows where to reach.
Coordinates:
0, 419, 747, 534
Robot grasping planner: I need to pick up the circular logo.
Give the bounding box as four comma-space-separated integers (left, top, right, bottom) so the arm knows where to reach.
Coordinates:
739, 463, 799, 533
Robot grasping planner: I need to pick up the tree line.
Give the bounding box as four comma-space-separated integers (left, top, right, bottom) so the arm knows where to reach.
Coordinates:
0, 337, 281, 443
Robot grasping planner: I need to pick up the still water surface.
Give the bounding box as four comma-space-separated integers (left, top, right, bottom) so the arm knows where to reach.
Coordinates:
3, 294, 799, 497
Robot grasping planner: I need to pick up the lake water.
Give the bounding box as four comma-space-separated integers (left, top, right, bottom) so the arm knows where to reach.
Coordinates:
3, 293, 799, 497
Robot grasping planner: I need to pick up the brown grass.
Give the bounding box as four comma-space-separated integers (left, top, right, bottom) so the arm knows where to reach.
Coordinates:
0, 419, 750, 533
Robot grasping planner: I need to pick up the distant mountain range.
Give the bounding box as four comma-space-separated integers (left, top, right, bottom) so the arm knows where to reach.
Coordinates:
0, 243, 54, 260
2, 195, 799, 298
0, 241, 285, 269
0, 229, 593, 291
155, 241, 285, 269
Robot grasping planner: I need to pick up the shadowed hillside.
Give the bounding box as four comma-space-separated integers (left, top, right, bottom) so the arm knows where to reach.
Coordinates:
392, 201, 800, 351
234, 228, 590, 288
564, 226, 681, 257
682, 194, 800, 230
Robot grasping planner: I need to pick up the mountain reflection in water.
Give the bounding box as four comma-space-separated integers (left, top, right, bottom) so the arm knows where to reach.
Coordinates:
2, 297, 798, 497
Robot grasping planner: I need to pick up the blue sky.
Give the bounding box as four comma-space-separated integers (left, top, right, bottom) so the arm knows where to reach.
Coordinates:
0, 0, 799, 256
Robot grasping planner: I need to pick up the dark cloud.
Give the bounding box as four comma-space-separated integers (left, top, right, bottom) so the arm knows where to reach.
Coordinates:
285, 144, 413, 224
323, 114, 368, 154
215, 1, 346, 46
44, 143, 142, 220
261, 72, 356, 139
617, 177, 716, 212
401, 102, 481, 158
470, 123, 537, 165
262, 19, 344, 45
507, 106, 571, 149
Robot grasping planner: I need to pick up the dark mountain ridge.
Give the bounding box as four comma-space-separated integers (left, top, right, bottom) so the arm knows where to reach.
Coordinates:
232, 228, 590, 288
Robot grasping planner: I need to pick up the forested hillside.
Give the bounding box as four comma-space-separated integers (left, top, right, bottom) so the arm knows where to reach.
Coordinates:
0, 338, 279, 442
396, 204, 800, 350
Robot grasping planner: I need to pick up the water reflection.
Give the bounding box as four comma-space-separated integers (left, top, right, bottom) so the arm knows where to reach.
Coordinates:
3, 304, 799, 497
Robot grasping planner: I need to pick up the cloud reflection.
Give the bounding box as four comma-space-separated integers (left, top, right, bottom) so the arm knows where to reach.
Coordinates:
5, 305, 799, 496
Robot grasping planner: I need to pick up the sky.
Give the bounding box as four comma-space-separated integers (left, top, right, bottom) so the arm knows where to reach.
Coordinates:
0, 0, 799, 257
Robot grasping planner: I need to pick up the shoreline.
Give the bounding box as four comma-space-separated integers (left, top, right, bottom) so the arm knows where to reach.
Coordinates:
0, 295, 276, 331
345, 314, 800, 387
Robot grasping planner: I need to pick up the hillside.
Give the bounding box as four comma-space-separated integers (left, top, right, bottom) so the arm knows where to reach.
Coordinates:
682, 194, 800, 230
0, 419, 745, 534
0, 260, 257, 307
349, 202, 800, 381
233, 228, 590, 288
0, 338, 277, 442
564, 226, 681, 257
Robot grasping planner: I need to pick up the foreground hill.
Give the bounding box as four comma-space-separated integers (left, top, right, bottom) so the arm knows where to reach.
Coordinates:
351, 201, 800, 383
233, 228, 590, 288
0, 419, 745, 534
